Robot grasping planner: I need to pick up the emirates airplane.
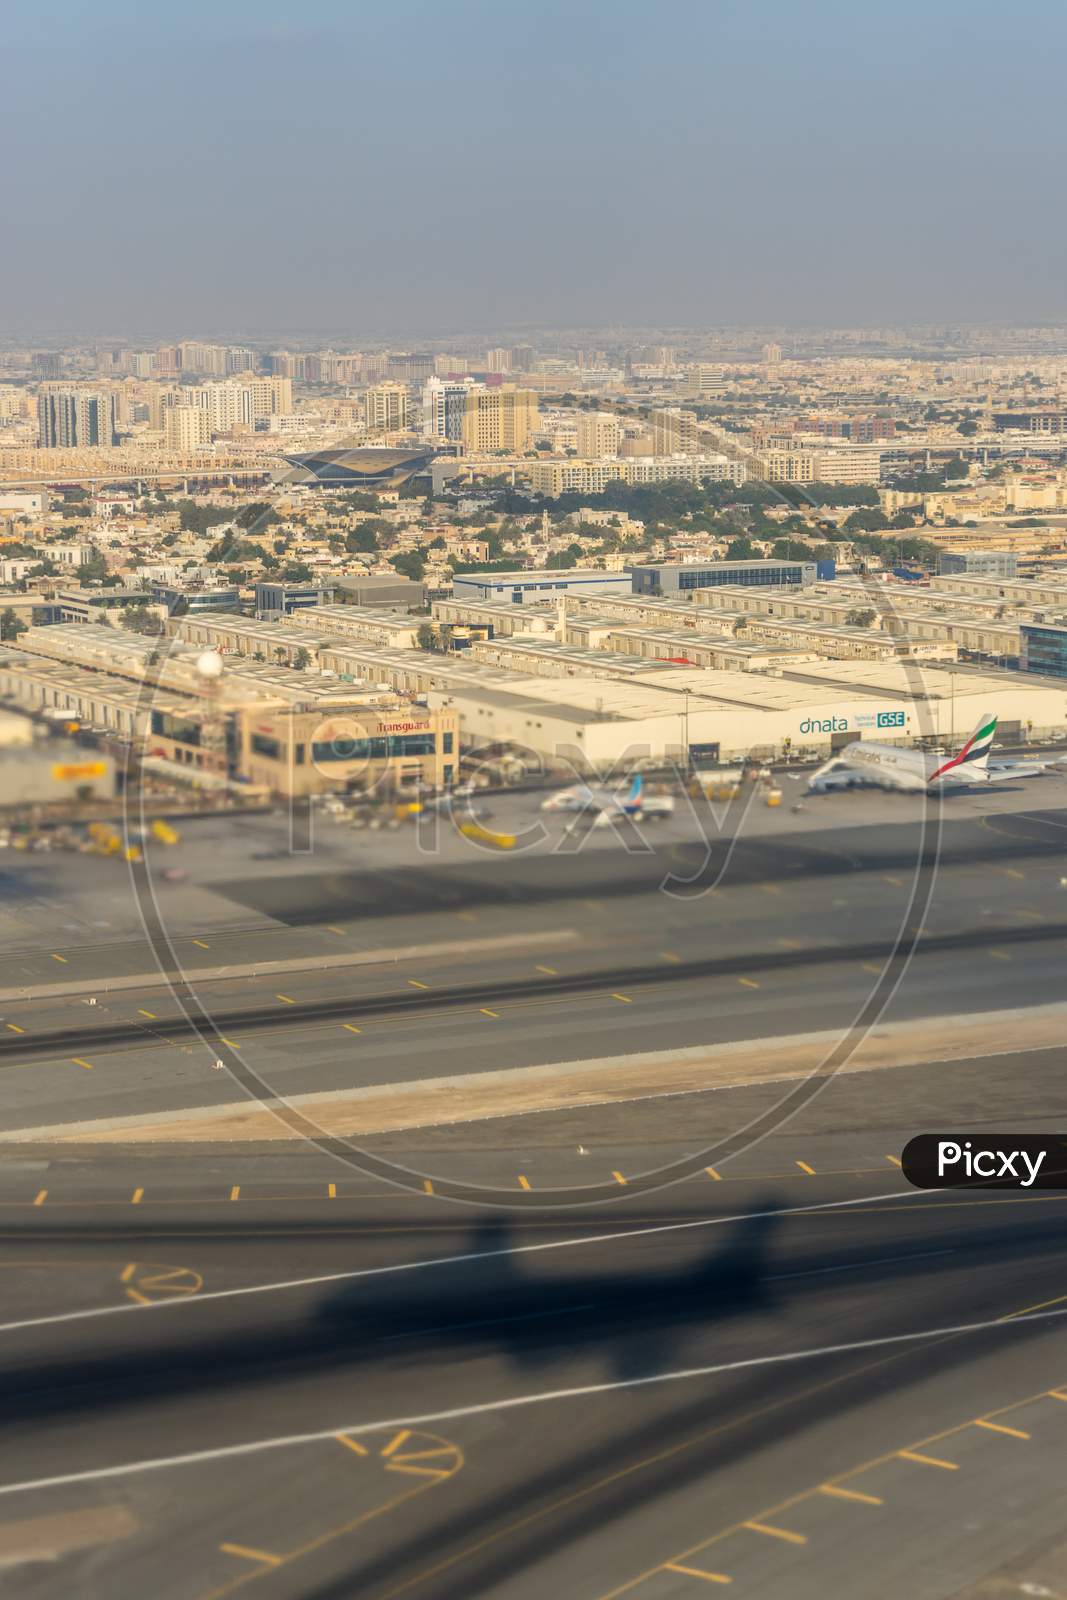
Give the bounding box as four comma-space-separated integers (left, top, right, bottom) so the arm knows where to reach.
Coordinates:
804, 712, 1052, 794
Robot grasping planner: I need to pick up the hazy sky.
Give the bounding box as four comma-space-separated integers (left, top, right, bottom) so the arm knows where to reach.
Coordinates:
5, 0, 1066, 338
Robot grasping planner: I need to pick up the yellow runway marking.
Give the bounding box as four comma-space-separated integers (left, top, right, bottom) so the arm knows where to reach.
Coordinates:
381, 1430, 413, 1457
885, 1154, 902, 1167
820, 1484, 882, 1505
659, 951, 681, 963
326, 926, 345, 936
120, 1264, 136, 1283
737, 978, 759, 989
612, 1170, 627, 1186
5, 1023, 24, 1034
862, 962, 883, 974
518, 1175, 531, 1191
192, 939, 210, 949
219, 1543, 282, 1567
138, 1010, 157, 1020
480, 1008, 499, 1018
33, 1190, 46, 1207
744, 1521, 806, 1545
327, 1184, 336, 1200
408, 979, 429, 990
612, 993, 632, 1003
796, 1161, 816, 1175
51, 953, 67, 964
974, 1419, 1029, 1439
335, 1433, 368, 1455
422, 1179, 434, 1195
988, 949, 1011, 960
899, 1450, 958, 1470
883, 876, 903, 887
1001, 1292, 1067, 1320
131, 1189, 144, 1205
275, 994, 296, 1005
229, 1186, 240, 1202
220, 1037, 239, 1049
706, 1166, 722, 1181
71, 1058, 93, 1071
342, 1023, 362, 1034
1048, 1390, 1067, 1402
536, 965, 557, 975
1001, 868, 1025, 880
666, 1564, 732, 1584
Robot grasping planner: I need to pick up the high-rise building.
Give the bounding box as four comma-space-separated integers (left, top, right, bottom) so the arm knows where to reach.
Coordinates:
510, 345, 534, 372
365, 382, 410, 434
652, 408, 703, 455
575, 411, 622, 458
693, 364, 726, 397
422, 377, 477, 440
165, 406, 212, 450
462, 386, 539, 454
37, 386, 117, 449
761, 342, 783, 365
486, 348, 512, 374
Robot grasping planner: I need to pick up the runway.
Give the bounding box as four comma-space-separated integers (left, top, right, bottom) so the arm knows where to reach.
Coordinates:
2, 791, 1067, 1595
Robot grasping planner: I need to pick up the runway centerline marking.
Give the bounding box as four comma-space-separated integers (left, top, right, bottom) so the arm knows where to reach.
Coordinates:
7, 1302, 1067, 1499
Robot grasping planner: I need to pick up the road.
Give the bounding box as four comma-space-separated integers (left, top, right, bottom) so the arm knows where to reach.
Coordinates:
1, 789, 1066, 1595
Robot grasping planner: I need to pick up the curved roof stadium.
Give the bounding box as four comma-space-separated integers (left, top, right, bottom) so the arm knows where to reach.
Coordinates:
279, 447, 437, 488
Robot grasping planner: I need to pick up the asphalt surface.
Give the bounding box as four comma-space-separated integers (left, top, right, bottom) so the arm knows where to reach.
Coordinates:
2, 785, 1067, 1596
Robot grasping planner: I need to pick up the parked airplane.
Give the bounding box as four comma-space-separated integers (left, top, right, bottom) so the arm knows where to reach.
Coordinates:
803, 712, 1051, 794
541, 773, 675, 826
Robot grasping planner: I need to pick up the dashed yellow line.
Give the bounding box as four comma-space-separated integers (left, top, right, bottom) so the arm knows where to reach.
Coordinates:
219, 1543, 282, 1567
50, 953, 68, 964
898, 1449, 958, 1470
326, 927, 345, 936
220, 1037, 240, 1049
138, 1009, 157, 1020
5, 1023, 24, 1034
229, 1186, 240, 1202
988, 949, 1011, 961
327, 1183, 336, 1200
275, 993, 297, 1005
737, 978, 759, 990
480, 1008, 499, 1018
743, 1521, 806, 1545
659, 951, 681, 964
612, 1170, 627, 1186
883, 876, 903, 888
861, 962, 883, 975
974, 1419, 1029, 1439
705, 1166, 722, 1181
1000, 1291, 1067, 1321
71, 1058, 93, 1071
381, 1430, 412, 1457
33, 1190, 46, 1207
796, 1161, 816, 1176
665, 1564, 732, 1584
612, 993, 633, 1004
408, 979, 429, 990
192, 939, 210, 950
422, 1179, 434, 1196
1001, 867, 1026, 880
131, 1188, 144, 1205
885, 1154, 902, 1167
342, 1023, 362, 1034
536, 965, 557, 975
819, 1483, 882, 1505
518, 1175, 531, 1191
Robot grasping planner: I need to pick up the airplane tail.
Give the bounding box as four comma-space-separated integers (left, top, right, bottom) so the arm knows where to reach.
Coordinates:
929, 712, 998, 783
626, 774, 643, 810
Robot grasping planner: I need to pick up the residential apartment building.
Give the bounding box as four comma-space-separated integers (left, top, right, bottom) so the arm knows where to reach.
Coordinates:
37, 387, 117, 449
526, 454, 745, 498
462, 386, 539, 454
365, 383, 410, 435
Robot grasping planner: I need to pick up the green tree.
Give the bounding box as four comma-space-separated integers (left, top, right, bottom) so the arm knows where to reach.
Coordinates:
293, 647, 311, 671
846, 608, 877, 628
416, 623, 438, 652
391, 550, 426, 581
120, 605, 163, 636
725, 537, 759, 561
0, 608, 27, 641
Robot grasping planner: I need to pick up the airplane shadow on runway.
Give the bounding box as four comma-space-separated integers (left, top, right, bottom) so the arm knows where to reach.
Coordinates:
318, 1208, 780, 1380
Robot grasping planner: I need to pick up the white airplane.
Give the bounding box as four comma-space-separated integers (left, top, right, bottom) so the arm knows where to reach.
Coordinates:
541, 773, 675, 826
804, 712, 1051, 794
